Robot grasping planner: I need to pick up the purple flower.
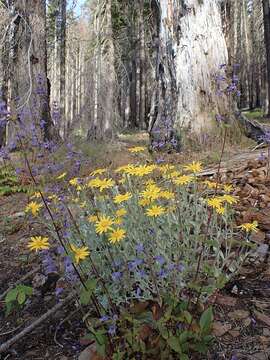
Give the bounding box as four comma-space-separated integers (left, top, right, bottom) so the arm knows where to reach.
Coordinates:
41, 250, 57, 274
108, 324, 117, 336
154, 255, 165, 265
128, 258, 144, 270
135, 287, 142, 298
136, 269, 146, 278
157, 269, 167, 278
135, 243, 144, 253
112, 271, 122, 281
55, 287, 64, 297
100, 315, 110, 322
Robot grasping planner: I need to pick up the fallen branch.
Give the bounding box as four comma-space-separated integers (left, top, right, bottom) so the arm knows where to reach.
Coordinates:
0, 266, 40, 301
0, 291, 76, 353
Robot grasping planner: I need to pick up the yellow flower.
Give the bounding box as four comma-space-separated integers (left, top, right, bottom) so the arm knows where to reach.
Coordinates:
30, 192, 41, 199
159, 190, 175, 200
224, 184, 233, 193
140, 184, 161, 201
207, 197, 223, 209
138, 198, 152, 207
116, 208, 127, 217
167, 205, 177, 213
80, 201, 87, 208
220, 194, 238, 205
129, 164, 156, 177
70, 244, 90, 263
163, 170, 181, 179
25, 202, 42, 216
69, 178, 80, 186
48, 194, 59, 202
113, 192, 132, 204
95, 215, 114, 234
88, 178, 115, 192
115, 164, 135, 174
114, 217, 124, 225
108, 228, 126, 243
184, 161, 202, 173
128, 146, 146, 153
146, 205, 166, 217
27, 236, 49, 252
118, 177, 126, 185
88, 215, 98, 223
159, 164, 175, 174
203, 180, 218, 189
238, 221, 258, 233
90, 168, 107, 176
57, 172, 67, 180
173, 175, 193, 186
216, 206, 225, 215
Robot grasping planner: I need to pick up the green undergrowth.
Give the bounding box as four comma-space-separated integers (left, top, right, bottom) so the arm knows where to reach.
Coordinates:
0, 165, 28, 196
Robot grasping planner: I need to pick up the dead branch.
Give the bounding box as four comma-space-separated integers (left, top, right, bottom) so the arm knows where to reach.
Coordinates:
0, 266, 40, 301
0, 291, 76, 354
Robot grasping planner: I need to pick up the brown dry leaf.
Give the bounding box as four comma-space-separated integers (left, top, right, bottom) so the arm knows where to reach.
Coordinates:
250, 230, 266, 244
228, 330, 241, 338
138, 325, 152, 341
243, 317, 252, 327
254, 310, 270, 327
259, 336, 270, 345
215, 294, 237, 307
228, 310, 250, 320
130, 301, 149, 314
212, 322, 232, 337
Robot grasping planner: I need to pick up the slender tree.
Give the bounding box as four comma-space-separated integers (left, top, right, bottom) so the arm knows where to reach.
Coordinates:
262, 0, 270, 116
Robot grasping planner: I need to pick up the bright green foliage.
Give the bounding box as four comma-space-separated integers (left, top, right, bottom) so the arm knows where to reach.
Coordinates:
5, 285, 33, 316
0, 166, 27, 196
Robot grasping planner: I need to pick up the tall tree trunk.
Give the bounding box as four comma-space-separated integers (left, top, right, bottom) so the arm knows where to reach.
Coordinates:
59, 0, 66, 129
8, 0, 55, 145
139, 0, 147, 129
149, 0, 230, 150
262, 0, 270, 116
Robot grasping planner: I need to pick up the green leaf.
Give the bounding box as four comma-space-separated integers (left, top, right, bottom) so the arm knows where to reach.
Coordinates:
17, 291, 26, 305
167, 336, 182, 354
5, 289, 18, 303
80, 289, 92, 305
85, 278, 97, 291
182, 311, 193, 324
199, 307, 213, 334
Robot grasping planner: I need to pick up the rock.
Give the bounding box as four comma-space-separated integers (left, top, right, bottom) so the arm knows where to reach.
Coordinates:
263, 328, 270, 336
250, 230, 265, 244
212, 321, 232, 337
228, 329, 241, 338
228, 310, 249, 320
79, 344, 104, 360
215, 294, 237, 307
254, 310, 270, 327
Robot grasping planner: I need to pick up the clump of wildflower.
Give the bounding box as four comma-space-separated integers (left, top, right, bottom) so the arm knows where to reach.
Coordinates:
113, 192, 132, 204
140, 183, 161, 202
184, 161, 202, 173
220, 194, 238, 205
146, 205, 166, 217
238, 221, 258, 233
173, 175, 193, 186
115, 208, 127, 217
70, 244, 90, 263
57, 172, 67, 180
88, 214, 98, 223
90, 168, 107, 176
88, 178, 115, 192
27, 236, 50, 252
69, 177, 79, 186
25, 201, 43, 216
95, 215, 114, 234
128, 146, 146, 153
108, 228, 126, 244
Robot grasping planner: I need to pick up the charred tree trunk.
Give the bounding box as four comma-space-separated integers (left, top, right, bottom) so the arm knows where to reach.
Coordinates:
262, 0, 270, 116
7, 0, 56, 144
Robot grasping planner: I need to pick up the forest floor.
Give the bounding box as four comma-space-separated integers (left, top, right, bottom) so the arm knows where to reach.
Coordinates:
1, 132, 270, 360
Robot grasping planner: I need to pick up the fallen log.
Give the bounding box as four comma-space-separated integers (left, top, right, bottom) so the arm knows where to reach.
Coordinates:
0, 291, 76, 353
236, 111, 270, 143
